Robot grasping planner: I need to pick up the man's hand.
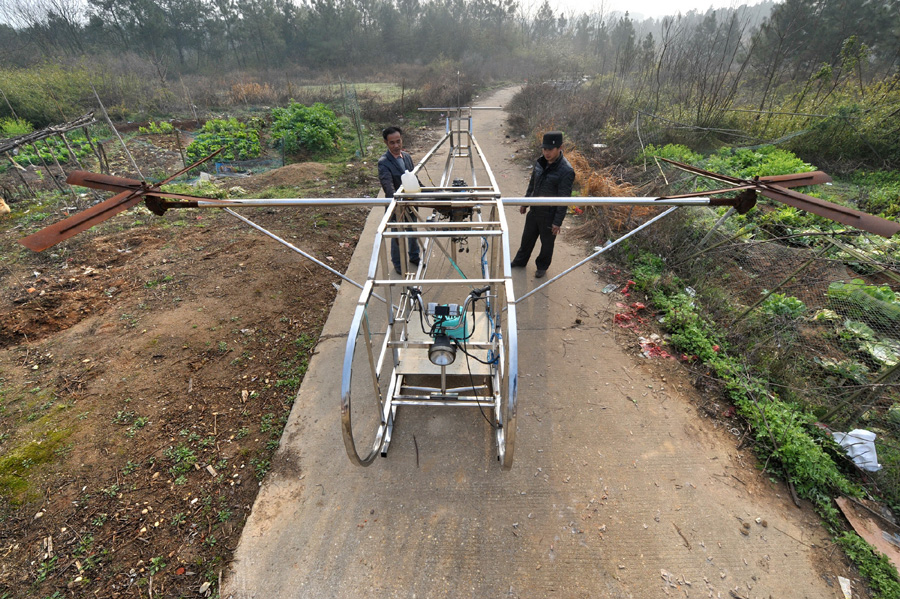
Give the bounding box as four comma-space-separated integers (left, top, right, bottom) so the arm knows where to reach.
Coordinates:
519, 206, 527, 215
551, 224, 560, 235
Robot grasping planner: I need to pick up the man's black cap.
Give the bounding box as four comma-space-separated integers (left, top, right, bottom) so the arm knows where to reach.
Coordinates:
541, 131, 563, 149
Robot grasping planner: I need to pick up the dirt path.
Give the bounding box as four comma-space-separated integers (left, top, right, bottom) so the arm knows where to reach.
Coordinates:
224, 87, 854, 599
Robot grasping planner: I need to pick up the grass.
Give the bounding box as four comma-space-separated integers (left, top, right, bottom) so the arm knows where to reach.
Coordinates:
0, 429, 72, 502
294, 82, 410, 102
275, 333, 317, 392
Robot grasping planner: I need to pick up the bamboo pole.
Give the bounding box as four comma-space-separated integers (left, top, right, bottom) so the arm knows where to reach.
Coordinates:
29, 141, 68, 196
59, 132, 103, 204
91, 83, 144, 179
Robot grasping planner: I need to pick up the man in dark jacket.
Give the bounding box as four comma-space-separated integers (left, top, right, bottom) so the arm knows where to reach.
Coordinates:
511, 131, 576, 278
378, 126, 420, 274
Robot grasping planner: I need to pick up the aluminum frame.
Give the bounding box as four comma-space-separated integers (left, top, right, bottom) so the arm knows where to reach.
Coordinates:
340, 108, 519, 469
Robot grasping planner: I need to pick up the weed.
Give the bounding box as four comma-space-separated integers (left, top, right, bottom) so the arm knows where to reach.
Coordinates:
250, 458, 270, 480
120, 313, 139, 328
122, 460, 139, 475
148, 556, 166, 575
837, 532, 900, 596
217, 509, 232, 522
73, 534, 93, 558
91, 513, 108, 527
164, 444, 198, 476
113, 410, 135, 424
260, 413, 275, 434
170, 512, 186, 527
126, 416, 150, 437
36, 555, 58, 582
236, 427, 249, 439
275, 334, 317, 391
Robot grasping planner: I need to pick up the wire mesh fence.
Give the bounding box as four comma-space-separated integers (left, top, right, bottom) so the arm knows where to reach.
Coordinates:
600, 200, 900, 501
583, 111, 900, 503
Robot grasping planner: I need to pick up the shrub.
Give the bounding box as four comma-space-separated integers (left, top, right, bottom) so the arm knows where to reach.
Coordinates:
703, 145, 815, 179
0, 117, 33, 137
270, 101, 342, 154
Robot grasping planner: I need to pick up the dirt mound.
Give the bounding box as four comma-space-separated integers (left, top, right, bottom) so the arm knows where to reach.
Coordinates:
238, 162, 329, 192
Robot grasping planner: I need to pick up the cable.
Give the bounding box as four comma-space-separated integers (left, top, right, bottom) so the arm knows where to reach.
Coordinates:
461, 336, 500, 429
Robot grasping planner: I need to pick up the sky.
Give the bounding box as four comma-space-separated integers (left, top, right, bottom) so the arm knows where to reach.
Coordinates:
532, 0, 765, 20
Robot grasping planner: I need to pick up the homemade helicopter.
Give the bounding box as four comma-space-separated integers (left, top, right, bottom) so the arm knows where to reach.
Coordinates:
18, 106, 900, 470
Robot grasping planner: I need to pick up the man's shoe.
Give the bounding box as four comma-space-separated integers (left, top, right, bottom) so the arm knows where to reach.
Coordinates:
535, 269, 547, 278
510, 261, 525, 268
410, 258, 420, 266
394, 265, 402, 275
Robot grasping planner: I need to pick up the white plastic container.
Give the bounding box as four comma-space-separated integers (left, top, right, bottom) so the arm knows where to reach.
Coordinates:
401, 170, 421, 194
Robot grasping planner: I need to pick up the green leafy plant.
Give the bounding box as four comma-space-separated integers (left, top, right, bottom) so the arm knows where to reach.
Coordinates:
837, 531, 900, 597
760, 292, 806, 318
185, 118, 261, 165
703, 145, 814, 179
250, 458, 270, 480
636, 143, 702, 165
138, 121, 176, 135
164, 444, 198, 476
0, 117, 33, 137
148, 556, 166, 575
13, 132, 92, 166
271, 101, 343, 154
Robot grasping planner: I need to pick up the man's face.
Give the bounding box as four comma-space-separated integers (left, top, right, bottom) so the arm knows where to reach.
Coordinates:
542, 146, 561, 162
385, 132, 403, 157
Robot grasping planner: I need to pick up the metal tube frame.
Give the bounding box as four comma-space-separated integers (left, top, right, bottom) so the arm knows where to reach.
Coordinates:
340, 111, 519, 469
116, 111, 751, 472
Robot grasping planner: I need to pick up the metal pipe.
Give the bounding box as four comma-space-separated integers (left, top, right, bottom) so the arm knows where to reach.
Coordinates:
388, 221, 503, 228
505, 196, 714, 206
198, 198, 390, 207
391, 399, 498, 407
374, 278, 504, 287
515, 207, 679, 304
191, 195, 711, 208
383, 230, 502, 238
418, 106, 502, 111
222, 208, 385, 303
410, 134, 450, 178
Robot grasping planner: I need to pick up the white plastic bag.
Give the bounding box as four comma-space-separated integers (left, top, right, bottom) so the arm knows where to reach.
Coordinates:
832, 429, 882, 472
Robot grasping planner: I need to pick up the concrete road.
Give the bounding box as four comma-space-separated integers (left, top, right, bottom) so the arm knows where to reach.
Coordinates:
224, 87, 850, 599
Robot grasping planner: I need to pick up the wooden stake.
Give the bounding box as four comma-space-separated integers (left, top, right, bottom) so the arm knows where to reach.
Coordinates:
4, 152, 36, 198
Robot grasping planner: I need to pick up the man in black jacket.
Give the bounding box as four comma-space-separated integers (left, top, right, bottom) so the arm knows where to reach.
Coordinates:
377, 126, 420, 274
511, 131, 576, 278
